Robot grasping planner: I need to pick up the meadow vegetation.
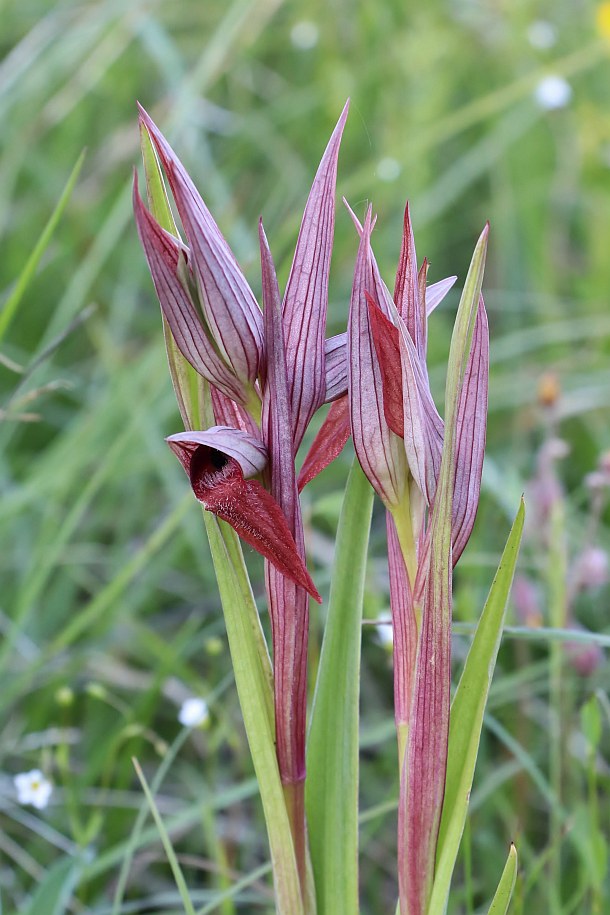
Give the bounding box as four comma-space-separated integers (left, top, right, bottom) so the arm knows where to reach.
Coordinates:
1, 1, 609, 912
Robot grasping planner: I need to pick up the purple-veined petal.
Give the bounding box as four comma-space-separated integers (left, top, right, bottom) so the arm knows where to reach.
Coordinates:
134, 174, 249, 405
396, 311, 444, 505
297, 395, 350, 491
394, 202, 426, 359
426, 275, 457, 316
452, 296, 488, 563
346, 197, 454, 318
166, 426, 267, 478
348, 208, 408, 508
138, 106, 263, 387
387, 511, 418, 731
282, 101, 349, 451
260, 220, 320, 803
210, 386, 259, 436
365, 294, 404, 437
324, 332, 347, 402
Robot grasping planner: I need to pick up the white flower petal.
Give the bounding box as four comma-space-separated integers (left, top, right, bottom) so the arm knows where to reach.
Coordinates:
178, 697, 209, 728
14, 769, 53, 809
534, 75, 572, 110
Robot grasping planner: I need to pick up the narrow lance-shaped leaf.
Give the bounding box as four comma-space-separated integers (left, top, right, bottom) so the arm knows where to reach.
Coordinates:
487, 844, 518, 915
138, 105, 263, 389
283, 101, 349, 451
399, 224, 489, 915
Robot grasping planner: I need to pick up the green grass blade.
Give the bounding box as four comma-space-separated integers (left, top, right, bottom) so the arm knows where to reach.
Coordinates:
306, 459, 374, 915
133, 756, 197, 915
0, 150, 85, 343
429, 499, 525, 915
487, 844, 518, 915
112, 729, 191, 915
196, 862, 273, 915
20, 855, 85, 915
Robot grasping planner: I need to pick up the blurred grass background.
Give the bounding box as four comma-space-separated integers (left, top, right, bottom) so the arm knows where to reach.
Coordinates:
1, 0, 610, 912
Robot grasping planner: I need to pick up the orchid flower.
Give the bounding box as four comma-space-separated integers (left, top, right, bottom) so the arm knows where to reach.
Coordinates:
347, 201, 489, 915
134, 102, 350, 886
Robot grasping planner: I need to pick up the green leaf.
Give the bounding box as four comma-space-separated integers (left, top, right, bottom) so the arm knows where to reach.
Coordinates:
306, 459, 374, 915
0, 150, 85, 344
133, 756, 197, 915
487, 843, 518, 915
21, 855, 86, 915
429, 499, 525, 915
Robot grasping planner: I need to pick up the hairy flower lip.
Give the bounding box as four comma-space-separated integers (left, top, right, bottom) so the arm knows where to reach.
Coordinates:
166, 427, 321, 602
166, 426, 267, 479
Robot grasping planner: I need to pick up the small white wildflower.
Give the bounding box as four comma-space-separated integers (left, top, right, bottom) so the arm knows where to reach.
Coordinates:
377, 157, 402, 183
375, 612, 393, 649
14, 769, 53, 810
178, 697, 209, 728
290, 21, 319, 51
534, 75, 572, 111
527, 21, 557, 50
